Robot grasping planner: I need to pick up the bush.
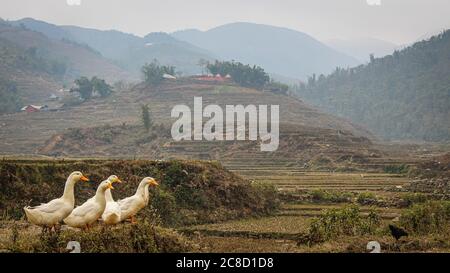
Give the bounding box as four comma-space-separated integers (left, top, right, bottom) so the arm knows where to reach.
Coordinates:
141, 104, 152, 132
173, 185, 212, 210
384, 164, 409, 174
299, 206, 381, 245
310, 189, 353, 203
250, 182, 280, 213
356, 192, 377, 205
401, 192, 428, 207
151, 189, 179, 226
266, 80, 289, 95
400, 201, 450, 234
61, 96, 83, 108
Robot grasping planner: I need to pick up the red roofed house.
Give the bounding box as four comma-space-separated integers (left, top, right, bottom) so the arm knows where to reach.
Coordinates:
21, 105, 47, 113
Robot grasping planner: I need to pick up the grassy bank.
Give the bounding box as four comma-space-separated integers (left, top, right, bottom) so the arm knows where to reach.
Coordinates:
0, 159, 279, 226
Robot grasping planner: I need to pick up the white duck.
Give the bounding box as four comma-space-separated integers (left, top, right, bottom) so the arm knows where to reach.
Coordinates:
24, 171, 89, 230
63, 180, 114, 229
118, 177, 159, 224
100, 175, 123, 225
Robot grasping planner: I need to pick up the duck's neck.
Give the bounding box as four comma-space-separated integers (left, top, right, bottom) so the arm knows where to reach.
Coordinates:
61, 177, 76, 206
105, 188, 114, 202
95, 187, 107, 204
143, 184, 150, 205
136, 182, 149, 201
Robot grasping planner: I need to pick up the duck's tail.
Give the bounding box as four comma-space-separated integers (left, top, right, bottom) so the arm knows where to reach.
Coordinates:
103, 212, 121, 225
23, 206, 39, 224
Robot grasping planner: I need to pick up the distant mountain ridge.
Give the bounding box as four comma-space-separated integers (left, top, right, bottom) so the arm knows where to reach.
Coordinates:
172, 22, 360, 80
11, 18, 215, 76
12, 19, 363, 81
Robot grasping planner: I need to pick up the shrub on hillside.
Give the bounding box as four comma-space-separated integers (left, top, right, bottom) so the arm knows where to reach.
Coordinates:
356, 192, 378, 205
249, 182, 280, 213
401, 192, 429, 207
310, 189, 353, 203
383, 164, 409, 174
298, 206, 381, 245
400, 201, 450, 234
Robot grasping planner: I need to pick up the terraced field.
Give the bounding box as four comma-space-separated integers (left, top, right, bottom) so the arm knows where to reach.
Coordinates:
237, 171, 409, 193
181, 201, 407, 252
181, 159, 414, 252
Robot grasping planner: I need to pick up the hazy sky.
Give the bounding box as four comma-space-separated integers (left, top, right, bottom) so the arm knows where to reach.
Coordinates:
1, 0, 450, 44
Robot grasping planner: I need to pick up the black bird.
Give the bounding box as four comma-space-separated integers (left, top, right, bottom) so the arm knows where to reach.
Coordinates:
389, 224, 408, 241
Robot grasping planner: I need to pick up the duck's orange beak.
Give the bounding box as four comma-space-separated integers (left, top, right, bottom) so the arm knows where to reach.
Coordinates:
150, 179, 159, 186
108, 182, 114, 190
80, 176, 89, 182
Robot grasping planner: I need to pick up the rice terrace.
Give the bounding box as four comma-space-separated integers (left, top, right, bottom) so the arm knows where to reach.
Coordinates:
0, 0, 449, 257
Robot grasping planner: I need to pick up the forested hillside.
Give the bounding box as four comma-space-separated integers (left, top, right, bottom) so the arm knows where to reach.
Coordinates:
0, 20, 133, 111
295, 30, 450, 141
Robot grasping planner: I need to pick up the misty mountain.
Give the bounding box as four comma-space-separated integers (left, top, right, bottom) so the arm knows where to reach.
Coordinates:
295, 30, 450, 141
12, 18, 215, 76
172, 22, 359, 80
0, 20, 130, 106
325, 37, 399, 63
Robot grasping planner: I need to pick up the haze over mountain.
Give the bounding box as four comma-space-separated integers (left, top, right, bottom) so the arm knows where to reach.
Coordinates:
13, 19, 361, 81
10, 18, 215, 77
325, 37, 399, 63
295, 30, 450, 142
173, 22, 359, 80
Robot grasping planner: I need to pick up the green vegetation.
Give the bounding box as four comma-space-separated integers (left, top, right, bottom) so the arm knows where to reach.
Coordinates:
299, 206, 381, 245
70, 76, 113, 100
295, 30, 450, 141
0, 78, 21, 114
141, 60, 176, 85
4, 221, 192, 253
0, 35, 67, 79
400, 201, 450, 234
266, 79, 289, 95
206, 60, 270, 90
141, 104, 152, 132
356, 192, 378, 205
401, 193, 428, 207
310, 189, 353, 203
384, 164, 409, 174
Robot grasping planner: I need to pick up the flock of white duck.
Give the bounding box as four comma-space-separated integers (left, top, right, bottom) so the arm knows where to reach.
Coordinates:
23, 171, 159, 231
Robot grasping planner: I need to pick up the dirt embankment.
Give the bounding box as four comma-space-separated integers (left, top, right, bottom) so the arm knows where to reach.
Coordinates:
0, 159, 279, 226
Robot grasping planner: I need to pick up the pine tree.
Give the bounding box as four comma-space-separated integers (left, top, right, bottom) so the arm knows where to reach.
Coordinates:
141, 104, 152, 132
